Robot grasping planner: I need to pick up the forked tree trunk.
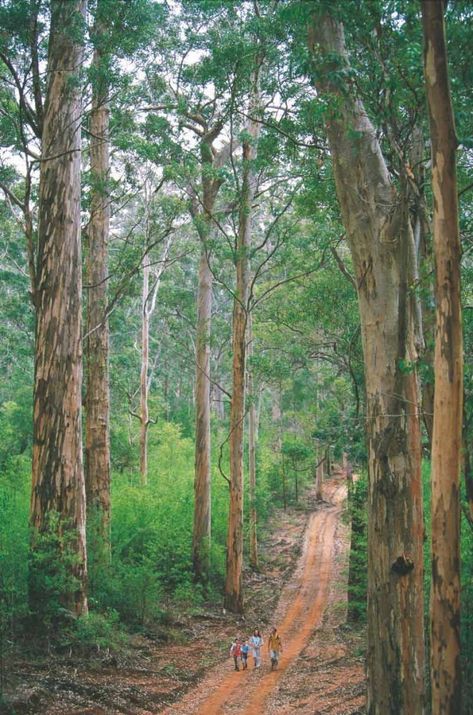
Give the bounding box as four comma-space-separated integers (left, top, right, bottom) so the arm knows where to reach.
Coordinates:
248, 314, 258, 569
30, 0, 88, 617
85, 13, 111, 555
138, 235, 171, 486
310, 16, 424, 714
422, 3, 463, 712
224, 66, 261, 613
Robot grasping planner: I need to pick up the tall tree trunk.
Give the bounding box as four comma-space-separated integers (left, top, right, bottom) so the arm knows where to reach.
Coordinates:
137, 233, 171, 486
420, 250, 436, 448
192, 132, 225, 584
310, 16, 424, 714
140, 257, 151, 486
325, 445, 331, 477
281, 446, 288, 510
224, 207, 250, 613
315, 454, 324, 502
271, 385, 283, 454
193, 244, 212, 580
211, 380, 226, 420
224, 66, 261, 613
410, 126, 436, 448
247, 313, 258, 569
422, 3, 463, 712
294, 461, 299, 502
85, 11, 111, 556
30, 0, 88, 617
271, 389, 282, 425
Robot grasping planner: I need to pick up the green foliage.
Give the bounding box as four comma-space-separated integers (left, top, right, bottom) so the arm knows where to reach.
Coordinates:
0, 393, 32, 662
89, 422, 225, 625
28, 514, 83, 633
462, 508, 473, 713
346, 472, 368, 624
0, 456, 30, 647
0, 2, 472, 708
73, 610, 127, 652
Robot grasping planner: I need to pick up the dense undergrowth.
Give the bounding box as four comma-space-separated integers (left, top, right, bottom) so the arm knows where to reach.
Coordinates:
460, 489, 473, 713
0, 402, 315, 668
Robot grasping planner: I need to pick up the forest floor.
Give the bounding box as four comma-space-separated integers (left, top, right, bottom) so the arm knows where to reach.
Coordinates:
1, 470, 366, 714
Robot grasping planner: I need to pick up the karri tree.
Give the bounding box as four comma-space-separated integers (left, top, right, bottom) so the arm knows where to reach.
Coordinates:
30, 0, 88, 616
85, 0, 112, 554
224, 51, 262, 613
310, 8, 424, 713
422, 1, 463, 711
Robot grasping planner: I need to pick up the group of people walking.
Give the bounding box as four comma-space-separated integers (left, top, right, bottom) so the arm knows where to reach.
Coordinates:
230, 627, 283, 672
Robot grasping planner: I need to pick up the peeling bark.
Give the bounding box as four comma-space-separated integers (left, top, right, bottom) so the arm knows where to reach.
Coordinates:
85, 9, 111, 556
422, 2, 463, 712
310, 15, 424, 714
224, 64, 261, 613
192, 133, 225, 583
140, 256, 151, 485
248, 312, 258, 569
193, 244, 212, 580
410, 126, 436, 449
30, 0, 88, 617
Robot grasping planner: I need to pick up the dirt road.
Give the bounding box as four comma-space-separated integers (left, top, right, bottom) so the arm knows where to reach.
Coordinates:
163, 475, 354, 715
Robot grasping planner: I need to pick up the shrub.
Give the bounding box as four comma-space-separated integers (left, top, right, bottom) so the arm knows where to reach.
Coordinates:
28, 513, 83, 635
346, 472, 367, 623
73, 610, 127, 652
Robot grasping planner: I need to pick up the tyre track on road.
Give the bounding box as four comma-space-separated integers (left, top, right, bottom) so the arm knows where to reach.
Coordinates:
163, 477, 345, 715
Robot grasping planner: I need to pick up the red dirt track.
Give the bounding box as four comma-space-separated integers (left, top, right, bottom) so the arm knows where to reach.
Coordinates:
162, 474, 362, 715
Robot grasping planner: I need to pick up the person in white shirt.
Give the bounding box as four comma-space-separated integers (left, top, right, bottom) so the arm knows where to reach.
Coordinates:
249, 627, 263, 668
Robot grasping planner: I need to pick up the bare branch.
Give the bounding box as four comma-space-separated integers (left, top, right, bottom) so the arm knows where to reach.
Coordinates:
0, 51, 40, 137
331, 244, 356, 289
235, 107, 327, 151
0, 182, 24, 210
252, 266, 321, 310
